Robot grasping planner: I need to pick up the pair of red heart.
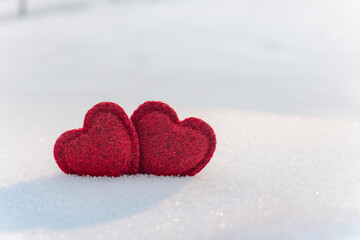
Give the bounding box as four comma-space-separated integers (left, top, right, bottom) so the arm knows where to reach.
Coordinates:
54, 101, 216, 177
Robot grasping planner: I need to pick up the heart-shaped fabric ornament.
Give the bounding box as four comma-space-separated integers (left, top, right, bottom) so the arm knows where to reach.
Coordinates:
131, 101, 216, 176
54, 102, 140, 177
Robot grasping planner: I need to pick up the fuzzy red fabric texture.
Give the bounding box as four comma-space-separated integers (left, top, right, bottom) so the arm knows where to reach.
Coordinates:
131, 101, 216, 176
54, 102, 140, 177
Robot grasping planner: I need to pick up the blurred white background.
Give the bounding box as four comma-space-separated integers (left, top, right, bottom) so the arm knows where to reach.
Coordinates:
1, 0, 360, 118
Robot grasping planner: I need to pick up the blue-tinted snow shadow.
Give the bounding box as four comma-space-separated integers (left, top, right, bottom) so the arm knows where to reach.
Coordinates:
0, 174, 189, 231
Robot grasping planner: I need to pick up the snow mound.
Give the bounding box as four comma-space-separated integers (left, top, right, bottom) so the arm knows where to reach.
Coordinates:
0, 107, 359, 239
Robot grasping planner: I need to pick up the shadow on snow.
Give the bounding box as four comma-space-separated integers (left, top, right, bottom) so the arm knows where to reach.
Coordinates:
0, 174, 189, 231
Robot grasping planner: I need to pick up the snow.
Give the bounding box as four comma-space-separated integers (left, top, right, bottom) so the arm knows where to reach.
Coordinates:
1, 105, 360, 239
2, 0, 360, 117
1, 0, 360, 239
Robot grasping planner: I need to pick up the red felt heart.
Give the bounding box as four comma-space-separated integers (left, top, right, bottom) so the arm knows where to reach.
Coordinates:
131, 101, 216, 176
54, 102, 140, 177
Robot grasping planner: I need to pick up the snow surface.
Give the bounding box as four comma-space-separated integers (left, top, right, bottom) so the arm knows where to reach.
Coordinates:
1, 0, 360, 239
1, 104, 360, 240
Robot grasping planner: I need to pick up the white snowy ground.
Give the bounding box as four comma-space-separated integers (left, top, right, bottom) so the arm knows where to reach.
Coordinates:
1, 0, 360, 239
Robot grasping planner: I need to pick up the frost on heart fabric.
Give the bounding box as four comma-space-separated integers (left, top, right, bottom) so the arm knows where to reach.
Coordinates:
53, 102, 140, 177
131, 101, 216, 176
54, 101, 216, 177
